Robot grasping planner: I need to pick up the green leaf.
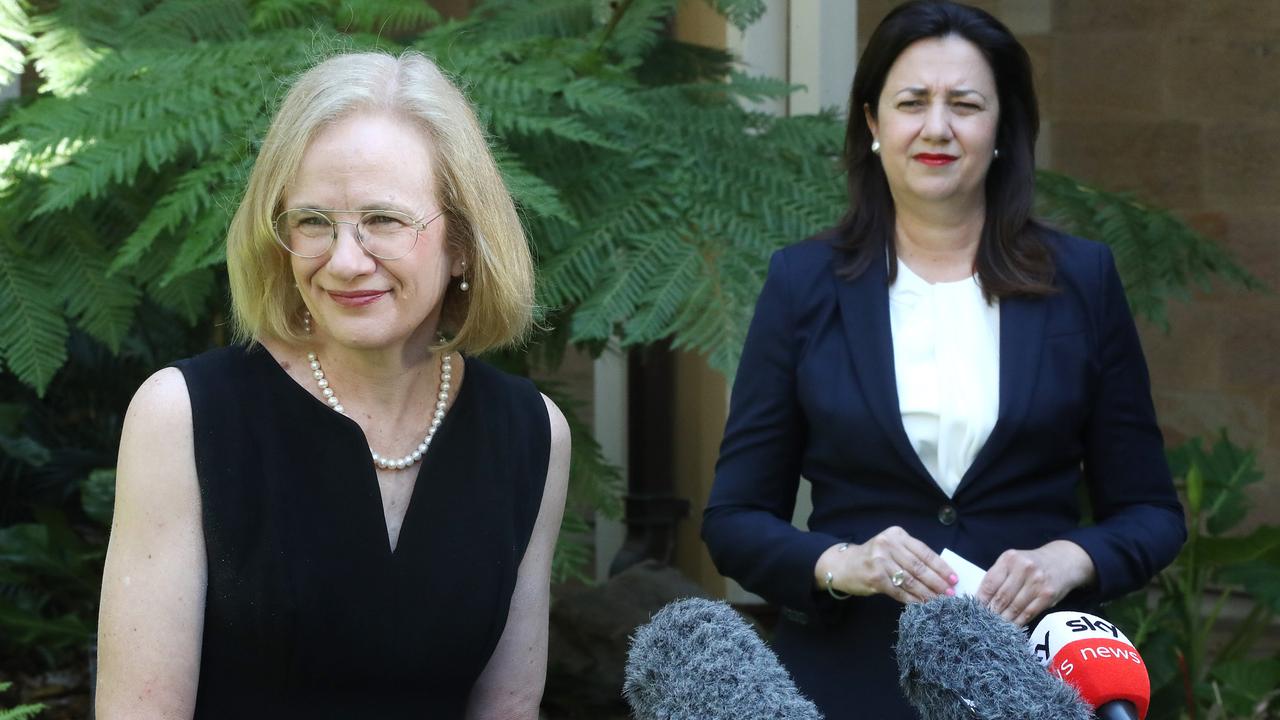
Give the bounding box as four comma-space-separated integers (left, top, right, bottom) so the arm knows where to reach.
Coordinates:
43, 231, 141, 351
0, 433, 50, 467
1197, 526, 1280, 566
1209, 659, 1280, 717
81, 468, 116, 527
1219, 561, 1280, 614
0, 597, 93, 648
1185, 459, 1203, 517
0, 0, 33, 87
0, 699, 48, 720
1168, 432, 1262, 535
701, 0, 766, 30
249, 0, 332, 31
146, 267, 215, 325
0, 240, 69, 395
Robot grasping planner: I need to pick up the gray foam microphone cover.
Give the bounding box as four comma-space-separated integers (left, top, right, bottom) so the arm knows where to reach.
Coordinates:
624, 597, 823, 720
896, 596, 1092, 720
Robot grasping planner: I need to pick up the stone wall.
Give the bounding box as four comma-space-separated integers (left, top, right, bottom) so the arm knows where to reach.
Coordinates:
860, 0, 1280, 525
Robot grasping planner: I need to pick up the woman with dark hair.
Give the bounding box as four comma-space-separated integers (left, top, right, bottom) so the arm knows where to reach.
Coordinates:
702, 2, 1185, 717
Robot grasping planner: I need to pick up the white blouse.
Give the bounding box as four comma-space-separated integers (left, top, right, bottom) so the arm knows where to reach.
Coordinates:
888, 260, 1000, 498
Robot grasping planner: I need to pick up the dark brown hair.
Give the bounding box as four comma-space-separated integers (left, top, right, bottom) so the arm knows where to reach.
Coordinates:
836, 0, 1054, 298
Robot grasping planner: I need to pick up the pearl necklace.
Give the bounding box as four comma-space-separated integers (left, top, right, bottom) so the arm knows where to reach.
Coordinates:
306, 350, 453, 471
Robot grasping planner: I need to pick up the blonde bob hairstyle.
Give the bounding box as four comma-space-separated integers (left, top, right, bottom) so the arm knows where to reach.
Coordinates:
226, 51, 534, 354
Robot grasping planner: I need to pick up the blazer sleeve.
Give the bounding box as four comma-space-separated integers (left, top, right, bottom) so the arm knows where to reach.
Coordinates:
1058, 243, 1187, 601
701, 249, 843, 615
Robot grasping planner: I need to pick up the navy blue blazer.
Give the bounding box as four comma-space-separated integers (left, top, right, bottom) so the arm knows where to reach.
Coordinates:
702, 230, 1186, 720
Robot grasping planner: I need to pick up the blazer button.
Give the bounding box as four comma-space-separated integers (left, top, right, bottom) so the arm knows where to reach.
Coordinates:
937, 505, 957, 526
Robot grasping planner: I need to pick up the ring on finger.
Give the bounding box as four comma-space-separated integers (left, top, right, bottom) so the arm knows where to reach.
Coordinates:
890, 569, 908, 587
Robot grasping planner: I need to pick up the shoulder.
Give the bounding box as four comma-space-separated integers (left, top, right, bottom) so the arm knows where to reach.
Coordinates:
459, 358, 558, 444
117, 367, 199, 511
459, 356, 543, 407
1040, 228, 1111, 290
539, 393, 570, 459
171, 343, 258, 380
125, 366, 193, 436
772, 230, 842, 278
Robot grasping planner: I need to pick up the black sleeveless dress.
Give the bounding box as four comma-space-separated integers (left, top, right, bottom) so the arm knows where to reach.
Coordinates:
172, 345, 550, 718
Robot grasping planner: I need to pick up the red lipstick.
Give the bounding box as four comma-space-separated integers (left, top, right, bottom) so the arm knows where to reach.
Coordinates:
914, 153, 958, 166
327, 290, 387, 307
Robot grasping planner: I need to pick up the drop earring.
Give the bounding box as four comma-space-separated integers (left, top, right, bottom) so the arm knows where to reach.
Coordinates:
302, 309, 312, 335
458, 260, 470, 292
993, 148, 1000, 159
871, 139, 881, 154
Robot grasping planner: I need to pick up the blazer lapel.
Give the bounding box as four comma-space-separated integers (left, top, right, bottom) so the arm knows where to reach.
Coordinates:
833, 257, 935, 487
955, 293, 1046, 496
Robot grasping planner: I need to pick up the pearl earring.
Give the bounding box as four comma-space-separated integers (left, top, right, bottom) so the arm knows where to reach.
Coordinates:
994, 148, 1000, 159
302, 309, 312, 335
458, 260, 470, 292
871, 139, 881, 154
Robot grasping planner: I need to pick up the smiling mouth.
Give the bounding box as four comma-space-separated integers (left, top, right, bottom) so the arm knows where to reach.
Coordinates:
327, 290, 388, 307
914, 154, 959, 166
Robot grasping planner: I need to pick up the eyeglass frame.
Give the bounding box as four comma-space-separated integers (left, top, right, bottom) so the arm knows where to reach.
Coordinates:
271, 207, 447, 261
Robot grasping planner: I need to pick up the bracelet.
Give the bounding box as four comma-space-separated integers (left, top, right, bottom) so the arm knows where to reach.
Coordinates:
825, 542, 852, 600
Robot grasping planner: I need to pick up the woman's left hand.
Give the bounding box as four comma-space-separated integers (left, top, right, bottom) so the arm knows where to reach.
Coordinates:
977, 540, 1096, 626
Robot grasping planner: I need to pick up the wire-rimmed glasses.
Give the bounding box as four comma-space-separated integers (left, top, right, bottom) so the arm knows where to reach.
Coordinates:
272, 208, 445, 261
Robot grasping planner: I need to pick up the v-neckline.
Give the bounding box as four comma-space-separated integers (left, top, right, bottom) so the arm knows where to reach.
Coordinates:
251, 343, 473, 558
834, 242, 1045, 499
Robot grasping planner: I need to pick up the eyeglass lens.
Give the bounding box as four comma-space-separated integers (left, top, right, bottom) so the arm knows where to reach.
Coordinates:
276, 209, 419, 259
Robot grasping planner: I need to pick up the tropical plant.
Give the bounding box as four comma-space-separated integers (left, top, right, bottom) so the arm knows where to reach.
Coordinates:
0, 0, 1259, 680
0, 681, 45, 720
1109, 433, 1280, 720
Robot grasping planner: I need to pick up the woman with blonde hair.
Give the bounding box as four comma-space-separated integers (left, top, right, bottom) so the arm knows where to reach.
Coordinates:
96, 51, 569, 719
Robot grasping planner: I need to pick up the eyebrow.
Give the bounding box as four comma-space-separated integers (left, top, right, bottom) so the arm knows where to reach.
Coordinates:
895, 86, 989, 101
289, 202, 421, 215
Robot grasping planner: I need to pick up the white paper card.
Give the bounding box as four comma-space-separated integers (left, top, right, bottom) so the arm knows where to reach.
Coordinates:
941, 548, 987, 598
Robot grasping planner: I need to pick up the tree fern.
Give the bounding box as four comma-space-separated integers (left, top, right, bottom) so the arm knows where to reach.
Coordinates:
0, 680, 45, 720
117, 0, 249, 47
335, 0, 440, 34
1035, 169, 1262, 329
0, 0, 31, 88
0, 0, 1258, 602
39, 225, 140, 351
0, 240, 67, 394
703, 0, 766, 30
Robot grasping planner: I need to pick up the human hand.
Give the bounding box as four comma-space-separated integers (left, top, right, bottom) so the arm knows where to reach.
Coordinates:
816, 526, 957, 604
977, 540, 1096, 626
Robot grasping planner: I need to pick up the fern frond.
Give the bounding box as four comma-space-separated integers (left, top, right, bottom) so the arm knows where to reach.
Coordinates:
118, 0, 249, 47
471, 0, 595, 42
248, 0, 331, 31
25, 0, 147, 95
144, 266, 216, 325
18, 37, 311, 215
597, 0, 674, 61
111, 154, 249, 273
334, 0, 441, 35
158, 200, 236, 284
0, 239, 68, 395
0, 0, 32, 87
726, 70, 800, 102
621, 238, 702, 341
32, 219, 140, 351
1034, 169, 1261, 329
494, 149, 574, 224
701, 0, 765, 30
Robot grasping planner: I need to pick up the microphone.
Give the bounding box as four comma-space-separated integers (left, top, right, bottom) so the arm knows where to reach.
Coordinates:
896, 596, 1092, 720
623, 597, 823, 720
1029, 611, 1151, 720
